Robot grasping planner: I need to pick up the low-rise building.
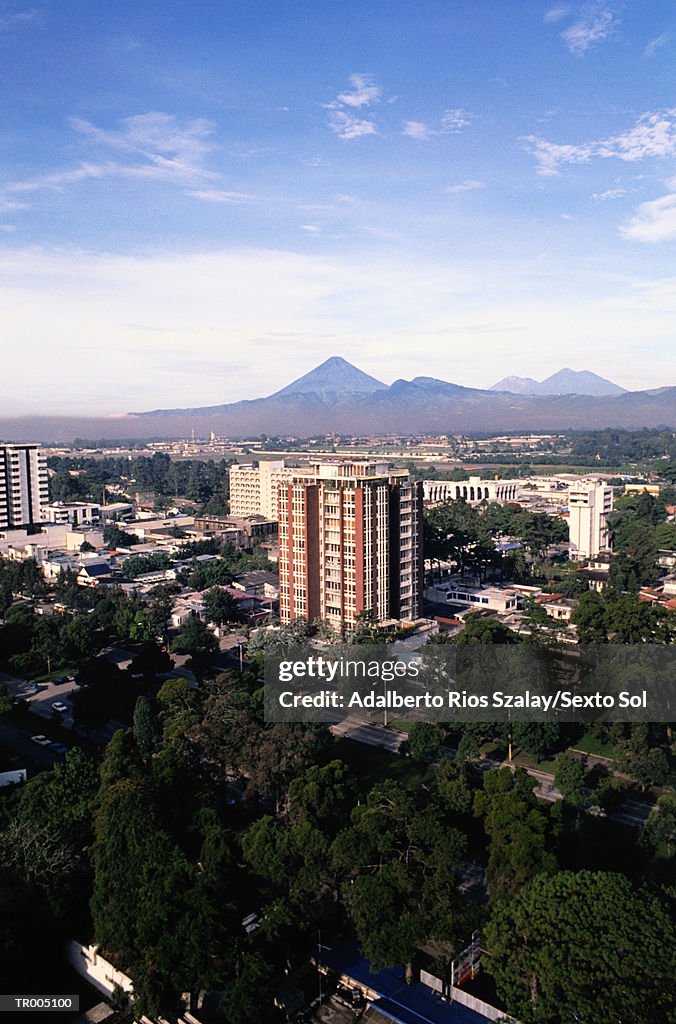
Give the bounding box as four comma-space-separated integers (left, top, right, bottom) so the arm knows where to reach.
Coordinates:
423, 476, 520, 505
42, 501, 101, 526
424, 579, 519, 613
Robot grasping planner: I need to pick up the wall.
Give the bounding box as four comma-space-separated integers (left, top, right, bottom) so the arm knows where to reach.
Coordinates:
65, 942, 133, 999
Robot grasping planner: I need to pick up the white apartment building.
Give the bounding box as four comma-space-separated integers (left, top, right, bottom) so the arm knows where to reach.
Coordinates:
278, 461, 423, 629
0, 443, 49, 530
568, 482, 613, 560
229, 460, 295, 519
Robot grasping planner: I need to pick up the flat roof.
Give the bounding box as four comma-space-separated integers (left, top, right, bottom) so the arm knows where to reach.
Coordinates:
320, 941, 493, 1024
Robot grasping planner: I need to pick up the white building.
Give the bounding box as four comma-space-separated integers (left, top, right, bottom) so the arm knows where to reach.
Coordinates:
229, 460, 295, 518
424, 579, 519, 613
423, 476, 520, 505
568, 482, 613, 561
42, 501, 101, 526
0, 443, 49, 530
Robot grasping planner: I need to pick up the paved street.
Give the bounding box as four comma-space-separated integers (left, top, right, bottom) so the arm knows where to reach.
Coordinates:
329, 716, 407, 752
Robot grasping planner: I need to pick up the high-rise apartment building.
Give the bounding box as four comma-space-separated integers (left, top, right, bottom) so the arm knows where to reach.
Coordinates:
0, 443, 49, 530
229, 460, 295, 519
568, 482, 613, 560
278, 462, 423, 629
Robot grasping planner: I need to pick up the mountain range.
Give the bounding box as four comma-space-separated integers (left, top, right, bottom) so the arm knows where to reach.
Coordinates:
1, 356, 674, 441
490, 368, 626, 397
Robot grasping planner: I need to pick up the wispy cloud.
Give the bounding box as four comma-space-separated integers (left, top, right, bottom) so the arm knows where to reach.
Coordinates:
543, 5, 571, 23
644, 33, 670, 58
0, 6, 40, 31
445, 180, 485, 193
441, 108, 474, 133
336, 73, 382, 108
186, 189, 255, 203
326, 74, 381, 140
561, 5, 616, 55
403, 120, 432, 141
620, 192, 676, 243
70, 112, 215, 179
402, 109, 475, 141
523, 109, 676, 175
592, 187, 626, 200
328, 111, 377, 140
2, 113, 219, 206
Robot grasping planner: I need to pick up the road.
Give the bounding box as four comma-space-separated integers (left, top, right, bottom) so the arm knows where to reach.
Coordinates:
327, 714, 657, 828
329, 716, 407, 752
0, 716, 61, 769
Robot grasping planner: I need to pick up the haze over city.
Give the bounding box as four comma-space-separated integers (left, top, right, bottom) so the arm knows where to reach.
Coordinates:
1, 0, 676, 416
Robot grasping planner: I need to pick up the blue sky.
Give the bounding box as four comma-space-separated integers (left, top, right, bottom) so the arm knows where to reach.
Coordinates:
1, 0, 675, 414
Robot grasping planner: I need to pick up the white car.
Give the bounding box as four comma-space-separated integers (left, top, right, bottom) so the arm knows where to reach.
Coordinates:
51, 701, 69, 713
31, 734, 51, 746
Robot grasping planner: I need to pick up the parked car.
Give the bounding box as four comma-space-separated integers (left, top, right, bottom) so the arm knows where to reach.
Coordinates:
51, 702, 69, 713
52, 676, 69, 685
51, 743, 70, 755
31, 735, 51, 746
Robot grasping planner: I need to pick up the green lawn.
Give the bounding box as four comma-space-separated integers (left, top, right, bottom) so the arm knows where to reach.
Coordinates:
569, 733, 619, 761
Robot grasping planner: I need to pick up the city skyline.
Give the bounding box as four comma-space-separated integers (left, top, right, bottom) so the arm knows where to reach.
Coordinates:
2, 0, 676, 414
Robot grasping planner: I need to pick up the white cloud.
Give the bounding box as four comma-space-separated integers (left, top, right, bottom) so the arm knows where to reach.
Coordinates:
300, 224, 321, 233
543, 6, 570, 23
336, 73, 382, 108
402, 109, 475, 141
403, 120, 432, 141
2, 113, 220, 210
441, 108, 474, 133
328, 110, 377, 140
445, 180, 485, 193
592, 187, 626, 200
523, 109, 676, 175
620, 193, 676, 243
186, 189, 255, 203
325, 74, 382, 140
644, 33, 670, 58
0, 6, 40, 30
561, 6, 615, 54
70, 112, 215, 177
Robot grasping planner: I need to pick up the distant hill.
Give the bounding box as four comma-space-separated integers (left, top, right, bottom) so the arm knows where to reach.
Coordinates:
491, 368, 626, 397
1, 358, 673, 441
489, 375, 541, 395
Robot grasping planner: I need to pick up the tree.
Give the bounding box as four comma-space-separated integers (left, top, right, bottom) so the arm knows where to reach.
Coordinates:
485, 871, 675, 1024
170, 617, 218, 659
0, 684, 12, 714
133, 696, 161, 760
474, 768, 555, 898
640, 793, 676, 857
511, 722, 560, 762
202, 586, 241, 627
288, 759, 356, 833
572, 591, 609, 643
455, 614, 520, 645
170, 617, 218, 677
331, 780, 468, 975
221, 954, 274, 1024
407, 722, 443, 763
145, 584, 178, 641
553, 753, 586, 808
